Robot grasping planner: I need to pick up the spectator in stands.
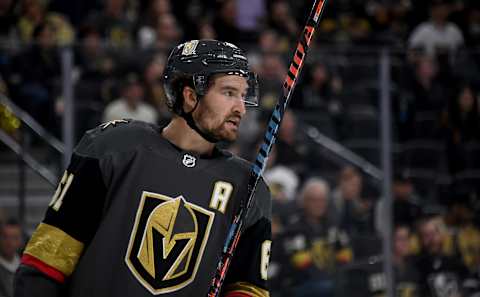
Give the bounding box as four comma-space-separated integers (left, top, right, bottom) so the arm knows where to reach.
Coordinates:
45, 13, 74, 46
338, 224, 420, 297
12, 22, 60, 131
264, 159, 299, 205
172, 1, 213, 40
137, 0, 172, 48
332, 166, 361, 219
392, 173, 423, 228
86, 0, 134, 48
151, 13, 182, 50
443, 192, 480, 277
234, 52, 280, 155
392, 225, 420, 297
257, 53, 286, 110
389, 1, 413, 44
263, 146, 299, 297
292, 61, 343, 114
0, 219, 22, 297
197, 19, 217, 40
402, 54, 449, 123
47, 0, 99, 28
75, 25, 116, 84
17, 0, 44, 43
138, 11, 181, 50
17, 0, 74, 46
212, 0, 241, 44
103, 73, 158, 124
415, 55, 450, 113
278, 178, 352, 297
344, 14, 373, 46
376, 173, 423, 235
74, 25, 120, 136
250, 53, 285, 150
397, 53, 451, 141
267, 0, 299, 41
258, 29, 286, 54
414, 216, 469, 297
332, 166, 374, 235
0, 0, 18, 40
408, 0, 464, 59
142, 54, 170, 125
443, 82, 480, 173
366, 2, 401, 45
262, 143, 300, 224
274, 110, 309, 176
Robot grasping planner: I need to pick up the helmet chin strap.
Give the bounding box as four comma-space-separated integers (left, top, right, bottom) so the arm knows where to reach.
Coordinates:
180, 99, 220, 143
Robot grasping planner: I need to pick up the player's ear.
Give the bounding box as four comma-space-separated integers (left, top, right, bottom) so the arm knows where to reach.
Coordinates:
182, 86, 198, 113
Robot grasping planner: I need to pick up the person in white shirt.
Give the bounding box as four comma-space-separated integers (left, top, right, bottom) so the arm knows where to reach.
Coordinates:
408, 0, 464, 58
103, 73, 158, 124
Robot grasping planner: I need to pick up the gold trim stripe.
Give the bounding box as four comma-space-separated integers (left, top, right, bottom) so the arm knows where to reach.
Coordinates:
225, 282, 270, 297
24, 223, 84, 276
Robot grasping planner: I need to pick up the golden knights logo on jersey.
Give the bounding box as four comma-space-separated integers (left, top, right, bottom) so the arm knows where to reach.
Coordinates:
125, 191, 215, 294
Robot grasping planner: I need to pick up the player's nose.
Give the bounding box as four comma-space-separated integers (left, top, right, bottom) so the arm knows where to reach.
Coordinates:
233, 98, 246, 117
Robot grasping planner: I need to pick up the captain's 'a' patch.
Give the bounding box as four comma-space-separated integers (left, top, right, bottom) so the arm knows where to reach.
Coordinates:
125, 191, 215, 295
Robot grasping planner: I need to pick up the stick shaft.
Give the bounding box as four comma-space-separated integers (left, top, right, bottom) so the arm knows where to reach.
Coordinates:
207, 1, 328, 296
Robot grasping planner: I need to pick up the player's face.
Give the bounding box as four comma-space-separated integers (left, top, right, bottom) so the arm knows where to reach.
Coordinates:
193, 74, 248, 142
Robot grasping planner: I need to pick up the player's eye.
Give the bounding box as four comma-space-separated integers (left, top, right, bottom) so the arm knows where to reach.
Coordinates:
224, 90, 235, 97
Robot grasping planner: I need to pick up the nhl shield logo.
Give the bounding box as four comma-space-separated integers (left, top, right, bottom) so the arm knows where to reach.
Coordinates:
125, 191, 215, 294
182, 154, 196, 168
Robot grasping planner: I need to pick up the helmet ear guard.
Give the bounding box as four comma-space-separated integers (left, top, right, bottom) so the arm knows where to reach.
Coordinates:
163, 74, 195, 115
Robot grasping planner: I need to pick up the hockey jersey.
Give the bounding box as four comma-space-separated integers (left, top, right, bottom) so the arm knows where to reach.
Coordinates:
15, 120, 272, 297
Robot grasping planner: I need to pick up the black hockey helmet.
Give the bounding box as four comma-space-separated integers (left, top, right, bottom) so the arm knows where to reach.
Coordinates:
163, 39, 259, 115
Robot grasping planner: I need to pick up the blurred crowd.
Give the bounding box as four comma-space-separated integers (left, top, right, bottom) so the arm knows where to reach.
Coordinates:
1, 0, 480, 296
0, 217, 22, 297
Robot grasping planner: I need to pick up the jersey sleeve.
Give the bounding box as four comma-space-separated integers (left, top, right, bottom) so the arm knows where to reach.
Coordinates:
222, 179, 272, 297
16, 128, 109, 295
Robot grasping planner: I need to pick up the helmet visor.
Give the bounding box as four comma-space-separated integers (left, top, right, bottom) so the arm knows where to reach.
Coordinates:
193, 71, 259, 107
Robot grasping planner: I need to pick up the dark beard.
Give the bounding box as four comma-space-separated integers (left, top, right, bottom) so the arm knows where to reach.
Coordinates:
195, 107, 238, 143
205, 122, 237, 143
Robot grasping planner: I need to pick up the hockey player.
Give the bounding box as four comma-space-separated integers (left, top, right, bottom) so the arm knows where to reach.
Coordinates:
14, 39, 272, 297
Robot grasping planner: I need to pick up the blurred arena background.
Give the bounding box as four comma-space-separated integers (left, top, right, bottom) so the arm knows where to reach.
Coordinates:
0, 0, 479, 296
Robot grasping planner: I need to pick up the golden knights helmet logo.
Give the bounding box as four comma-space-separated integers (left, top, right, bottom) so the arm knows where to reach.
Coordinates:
125, 191, 215, 294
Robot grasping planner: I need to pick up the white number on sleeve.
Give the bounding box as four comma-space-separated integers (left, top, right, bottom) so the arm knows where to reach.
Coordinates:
49, 171, 74, 211
260, 240, 272, 280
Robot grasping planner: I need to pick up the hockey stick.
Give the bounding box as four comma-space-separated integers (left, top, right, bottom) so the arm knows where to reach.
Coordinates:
207, 0, 328, 296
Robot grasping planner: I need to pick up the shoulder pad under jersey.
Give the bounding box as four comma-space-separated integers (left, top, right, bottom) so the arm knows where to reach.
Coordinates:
74, 119, 160, 158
